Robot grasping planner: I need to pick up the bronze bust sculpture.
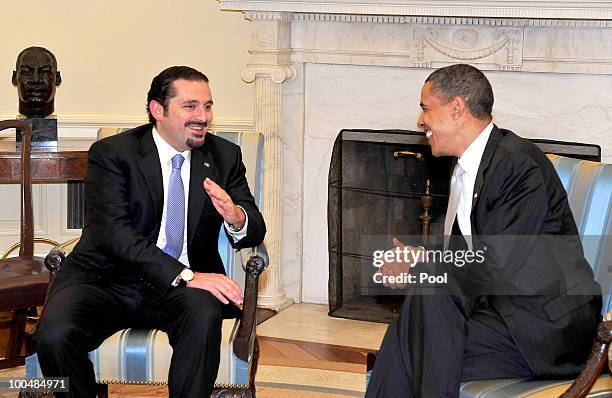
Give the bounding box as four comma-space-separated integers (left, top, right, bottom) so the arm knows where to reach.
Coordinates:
12, 47, 61, 118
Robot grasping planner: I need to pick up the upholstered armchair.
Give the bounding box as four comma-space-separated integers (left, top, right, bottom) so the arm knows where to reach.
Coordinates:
363, 154, 612, 397
24, 131, 269, 398
459, 154, 612, 397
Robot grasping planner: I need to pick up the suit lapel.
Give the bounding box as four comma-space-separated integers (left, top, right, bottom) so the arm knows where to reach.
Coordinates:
137, 128, 164, 220
187, 143, 218, 245
471, 125, 504, 214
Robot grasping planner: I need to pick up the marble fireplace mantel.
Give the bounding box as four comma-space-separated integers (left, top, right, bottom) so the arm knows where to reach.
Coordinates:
218, 0, 612, 306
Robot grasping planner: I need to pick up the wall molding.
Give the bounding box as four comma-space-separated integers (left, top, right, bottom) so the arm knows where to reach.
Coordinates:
0, 114, 254, 138
221, 0, 612, 20
289, 13, 612, 27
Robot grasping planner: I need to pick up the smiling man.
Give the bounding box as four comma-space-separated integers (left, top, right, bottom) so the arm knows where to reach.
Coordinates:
366, 64, 601, 397
35, 66, 266, 398
12, 46, 62, 118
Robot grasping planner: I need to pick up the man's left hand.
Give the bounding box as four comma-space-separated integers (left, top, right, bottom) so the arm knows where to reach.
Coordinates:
203, 178, 246, 228
376, 238, 424, 289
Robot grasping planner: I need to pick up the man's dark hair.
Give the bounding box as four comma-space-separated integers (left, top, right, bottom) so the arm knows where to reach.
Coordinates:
425, 64, 494, 120
16, 46, 58, 70
146, 66, 209, 123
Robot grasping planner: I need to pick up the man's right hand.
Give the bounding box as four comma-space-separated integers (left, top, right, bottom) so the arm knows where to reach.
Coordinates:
376, 238, 424, 289
188, 272, 243, 305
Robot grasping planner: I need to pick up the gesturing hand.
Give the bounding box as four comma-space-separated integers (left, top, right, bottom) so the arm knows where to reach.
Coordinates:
376, 238, 424, 289
188, 272, 244, 305
203, 178, 245, 228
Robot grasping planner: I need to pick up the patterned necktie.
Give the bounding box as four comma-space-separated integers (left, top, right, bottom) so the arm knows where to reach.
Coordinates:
444, 163, 465, 248
163, 154, 185, 259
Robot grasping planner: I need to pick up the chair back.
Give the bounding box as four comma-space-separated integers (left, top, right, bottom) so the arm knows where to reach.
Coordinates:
212, 131, 264, 286
0, 120, 33, 256
547, 154, 612, 314
96, 127, 129, 140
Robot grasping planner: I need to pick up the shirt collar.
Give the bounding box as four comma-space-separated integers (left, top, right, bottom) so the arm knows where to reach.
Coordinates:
152, 126, 191, 166
458, 122, 493, 177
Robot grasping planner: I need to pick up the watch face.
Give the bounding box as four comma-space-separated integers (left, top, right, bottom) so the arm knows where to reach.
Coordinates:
181, 268, 194, 281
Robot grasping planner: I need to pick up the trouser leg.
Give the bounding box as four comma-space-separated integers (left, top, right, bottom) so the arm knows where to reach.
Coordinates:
366, 291, 468, 398
34, 278, 129, 398
141, 287, 223, 398
366, 292, 534, 398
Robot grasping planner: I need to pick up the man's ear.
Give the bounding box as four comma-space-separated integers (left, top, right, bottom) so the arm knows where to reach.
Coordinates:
55, 71, 62, 86
11, 71, 17, 86
450, 96, 466, 120
149, 100, 164, 121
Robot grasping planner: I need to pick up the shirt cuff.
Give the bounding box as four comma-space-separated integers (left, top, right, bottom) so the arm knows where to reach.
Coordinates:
224, 205, 248, 243
171, 272, 182, 287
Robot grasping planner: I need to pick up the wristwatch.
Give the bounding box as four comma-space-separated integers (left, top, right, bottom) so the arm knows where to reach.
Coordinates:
227, 222, 244, 232
178, 268, 194, 287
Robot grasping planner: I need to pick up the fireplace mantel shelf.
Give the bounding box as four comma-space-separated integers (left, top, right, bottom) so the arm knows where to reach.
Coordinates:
219, 0, 612, 20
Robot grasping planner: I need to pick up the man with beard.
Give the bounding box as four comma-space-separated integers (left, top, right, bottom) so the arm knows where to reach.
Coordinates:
13, 46, 61, 118
35, 66, 266, 398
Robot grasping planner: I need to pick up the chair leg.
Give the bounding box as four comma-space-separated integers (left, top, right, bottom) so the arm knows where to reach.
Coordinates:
0, 308, 28, 369
249, 338, 260, 397
95, 383, 109, 398
7, 309, 27, 357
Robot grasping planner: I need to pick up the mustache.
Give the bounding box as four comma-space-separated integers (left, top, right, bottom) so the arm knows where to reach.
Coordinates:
184, 120, 208, 129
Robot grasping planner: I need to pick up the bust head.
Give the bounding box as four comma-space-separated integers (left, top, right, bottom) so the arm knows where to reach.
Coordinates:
12, 47, 62, 118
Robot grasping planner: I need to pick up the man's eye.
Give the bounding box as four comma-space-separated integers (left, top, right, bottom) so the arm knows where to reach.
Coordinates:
204, 105, 212, 110
184, 105, 196, 109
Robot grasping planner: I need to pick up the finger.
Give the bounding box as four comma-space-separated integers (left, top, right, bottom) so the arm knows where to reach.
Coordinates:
204, 178, 229, 201
204, 177, 219, 190
216, 276, 244, 304
208, 202, 226, 219
191, 274, 232, 304
382, 266, 390, 288
204, 178, 220, 198
210, 196, 238, 220
387, 268, 397, 289
208, 189, 234, 215
392, 237, 407, 248
207, 285, 231, 305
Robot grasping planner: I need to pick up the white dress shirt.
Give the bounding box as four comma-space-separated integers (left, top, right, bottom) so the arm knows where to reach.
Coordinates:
152, 127, 248, 269
448, 122, 494, 248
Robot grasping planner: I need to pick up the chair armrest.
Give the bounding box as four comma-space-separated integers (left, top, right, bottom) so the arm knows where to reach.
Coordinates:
43, 237, 80, 274
559, 316, 612, 398
233, 244, 269, 363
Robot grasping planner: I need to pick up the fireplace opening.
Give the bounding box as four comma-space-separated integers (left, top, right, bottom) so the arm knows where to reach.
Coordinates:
327, 129, 453, 323
327, 129, 601, 324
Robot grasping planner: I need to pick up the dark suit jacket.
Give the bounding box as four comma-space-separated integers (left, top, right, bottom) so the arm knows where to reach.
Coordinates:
454, 126, 602, 376
60, 124, 266, 297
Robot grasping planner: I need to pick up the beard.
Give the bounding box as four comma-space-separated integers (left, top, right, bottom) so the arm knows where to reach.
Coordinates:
186, 136, 205, 149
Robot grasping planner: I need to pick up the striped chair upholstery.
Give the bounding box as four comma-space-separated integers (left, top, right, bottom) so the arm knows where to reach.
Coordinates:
366, 154, 612, 397
459, 154, 612, 397
25, 130, 264, 389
